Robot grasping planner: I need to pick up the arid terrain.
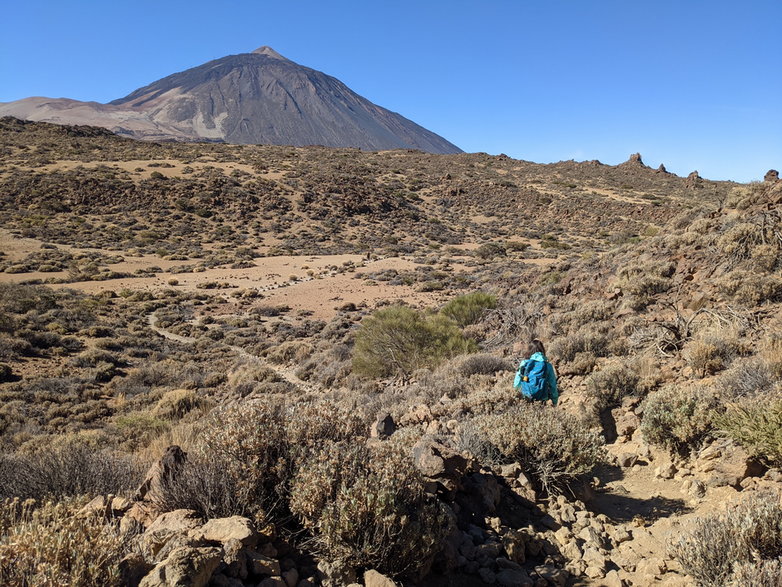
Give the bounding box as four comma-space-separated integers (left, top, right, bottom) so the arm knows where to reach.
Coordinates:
1, 117, 781, 587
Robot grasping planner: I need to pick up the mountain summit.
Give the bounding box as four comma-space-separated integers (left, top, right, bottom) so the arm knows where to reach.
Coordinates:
0, 48, 461, 153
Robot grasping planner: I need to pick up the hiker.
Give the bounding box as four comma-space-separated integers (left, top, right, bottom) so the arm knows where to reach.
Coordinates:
513, 339, 559, 406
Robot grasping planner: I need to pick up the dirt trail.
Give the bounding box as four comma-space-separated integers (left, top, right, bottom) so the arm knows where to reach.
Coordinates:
147, 312, 315, 392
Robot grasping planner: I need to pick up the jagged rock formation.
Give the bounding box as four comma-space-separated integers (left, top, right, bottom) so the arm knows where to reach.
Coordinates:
0, 47, 461, 153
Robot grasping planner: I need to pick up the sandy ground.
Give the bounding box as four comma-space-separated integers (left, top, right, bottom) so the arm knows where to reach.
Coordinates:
0, 229, 475, 319
0, 227, 563, 319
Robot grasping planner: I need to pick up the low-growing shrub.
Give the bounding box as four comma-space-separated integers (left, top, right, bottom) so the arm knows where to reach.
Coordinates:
151, 389, 210, 420
454, 353, 513, 377
717, 397, 782, 466
685, 328, 742, 378
465, 403, 605, 493
156, 398, 365, 522
290, 440, 447, 578
352, 306, 477, 377
718, 270, 782, 306
0, 444, 144, 500
641, 384, 719, 454
730, 558, 782, 586
671, 493, 782, 586
585, 361, 640, 410
716, 356, 776, 399
0, 497, 132, 586
440, 292, 497, 327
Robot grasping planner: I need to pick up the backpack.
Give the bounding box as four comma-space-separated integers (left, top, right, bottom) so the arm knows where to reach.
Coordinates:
514, 359, 550, 401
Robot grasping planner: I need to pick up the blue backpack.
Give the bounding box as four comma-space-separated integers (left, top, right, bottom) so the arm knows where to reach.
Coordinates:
514, 359, 550, 401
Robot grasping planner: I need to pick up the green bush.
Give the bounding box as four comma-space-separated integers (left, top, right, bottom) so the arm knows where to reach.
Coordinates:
465, 403, 605, 493
671, 493, 782, 587
440, 292, 497, 327
717, 398, 782, 466
641, 384, 718, 454
352, 306, 477, 377
290, 440, 447, 578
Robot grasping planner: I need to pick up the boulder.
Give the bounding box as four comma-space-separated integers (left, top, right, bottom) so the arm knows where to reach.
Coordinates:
501, 529, 526, 564
370, 413, 396, 439
257, 579, 286, 587
134, 445, 187, 504
613, 409, 640, 440
139, 546, 222, 587
496, 568, 533, 586
247, 551, 282, 576
282, 568, 299, 587
764, 169, 779, 183
364, 569, 397, 587
119, 552, 154, 587
190, 516, 258, 547
654, 463, 676, 479
142, 509, 204, 558
411, 437, 468, 481
701, 441, 765, 488
616, 452, 638, 468
534, 564, 568, 586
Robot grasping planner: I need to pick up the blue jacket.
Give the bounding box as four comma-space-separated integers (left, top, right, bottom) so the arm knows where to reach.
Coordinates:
516, 352, 559, 405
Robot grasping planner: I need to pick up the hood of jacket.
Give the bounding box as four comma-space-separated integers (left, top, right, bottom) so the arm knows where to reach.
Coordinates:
528, 352, 547, 362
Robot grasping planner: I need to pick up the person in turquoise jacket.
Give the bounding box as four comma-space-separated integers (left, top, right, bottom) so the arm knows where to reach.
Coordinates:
514, 339, 559, 406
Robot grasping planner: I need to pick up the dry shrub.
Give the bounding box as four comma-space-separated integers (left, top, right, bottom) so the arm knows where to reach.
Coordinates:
716, 356, 777, 400
156, 399, 288, 522
151, 389, 211, 420
465, 403, 604, 493
762, 333, 782, 380
718, 222, 766, 263
685, 327, 743, 377
641, 384, 719, 454
730, 558, 782, 586
717, 396, 782, 467
718, 270, 782, 306
686, 340, 725, 378
226, 361, 288, 396
156, 398, 365, 522
671, 493, 782, 587
290, 440, 447, 578
453, 353, 513, 377
585, 360, 640, 410
265, 340, 314, 365
752, 244, 780, 273
0, 497, 132, 586
0, 444, 145, 500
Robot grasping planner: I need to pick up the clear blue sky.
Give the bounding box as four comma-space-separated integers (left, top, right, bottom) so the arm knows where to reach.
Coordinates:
1, 1, 779, 182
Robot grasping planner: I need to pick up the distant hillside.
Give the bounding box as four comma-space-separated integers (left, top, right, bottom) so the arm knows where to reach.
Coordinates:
0, 47, 462, 153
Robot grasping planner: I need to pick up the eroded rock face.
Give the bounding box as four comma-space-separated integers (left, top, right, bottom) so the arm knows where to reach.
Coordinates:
190, 516, 259, 547
412, 437, 469, 482
142, 509, 204, 559
139, 546, 222, 587
134, 445, 187, 504
765, 169, 780, 182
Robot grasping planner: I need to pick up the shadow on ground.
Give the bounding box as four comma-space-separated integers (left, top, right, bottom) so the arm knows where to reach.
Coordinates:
590, 490, 691, 523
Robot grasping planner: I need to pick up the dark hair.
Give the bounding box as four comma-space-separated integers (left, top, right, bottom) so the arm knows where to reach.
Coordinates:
527, 339, 546, 357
